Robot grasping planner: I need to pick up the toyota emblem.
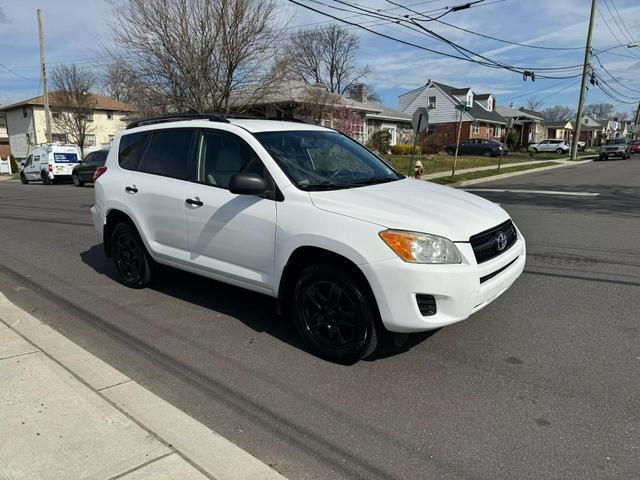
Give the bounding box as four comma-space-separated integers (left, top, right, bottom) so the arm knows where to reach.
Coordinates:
495, 232, 508, 251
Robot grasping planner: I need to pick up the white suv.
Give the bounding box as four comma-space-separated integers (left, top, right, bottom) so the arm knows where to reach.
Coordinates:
92, 115, 525, 363
20, 143, 82, 184
528, 139, 570, 154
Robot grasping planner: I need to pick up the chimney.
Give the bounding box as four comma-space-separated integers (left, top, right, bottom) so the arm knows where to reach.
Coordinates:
350, 83, 368, 103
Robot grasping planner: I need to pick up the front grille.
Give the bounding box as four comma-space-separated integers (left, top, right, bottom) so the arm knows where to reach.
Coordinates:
480, 257, 518, 283
469, 220, 517, 264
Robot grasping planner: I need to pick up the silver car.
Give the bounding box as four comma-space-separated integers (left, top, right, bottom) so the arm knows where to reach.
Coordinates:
598, 139, 630, 160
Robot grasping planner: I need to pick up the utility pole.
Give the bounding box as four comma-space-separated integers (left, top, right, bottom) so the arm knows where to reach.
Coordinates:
570, 0, 597, 161
37, 9, 52, 144
452, 103, 470, 176
634, 100, 640, 140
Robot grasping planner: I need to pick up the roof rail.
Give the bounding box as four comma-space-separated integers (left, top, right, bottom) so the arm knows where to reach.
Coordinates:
126, 113, 230, 129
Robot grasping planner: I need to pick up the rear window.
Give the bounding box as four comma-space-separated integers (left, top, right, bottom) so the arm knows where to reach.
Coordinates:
604, 139, 626, 145
139, 129, 194, 180
53, 152, 78, 163
119, 132, 150, 170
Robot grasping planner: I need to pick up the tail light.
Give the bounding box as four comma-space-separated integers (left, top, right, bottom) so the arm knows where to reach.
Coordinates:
93, 166, 107, 182
48, 164, 53, 172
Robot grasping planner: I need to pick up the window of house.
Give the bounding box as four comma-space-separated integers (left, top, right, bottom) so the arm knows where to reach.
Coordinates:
22, 108, 28, 118
473, 122, 480, 134
107, 111, 113, 120
427, 125, 435, 134
52, 134, 67, 143
486, 128, 490, 139
196, 130, 264, 189
428, 96, 436, 109
494, 126, 501, 138
85, 134, 96, 147
52, 111, 60, 120
26, 133, 31, 145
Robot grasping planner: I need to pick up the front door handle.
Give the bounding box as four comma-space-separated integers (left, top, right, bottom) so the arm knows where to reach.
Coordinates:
125, 185, 138, 194
185, 198, 203, 207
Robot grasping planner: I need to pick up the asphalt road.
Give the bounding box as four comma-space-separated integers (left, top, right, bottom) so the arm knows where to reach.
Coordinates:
1, 157, 639, 480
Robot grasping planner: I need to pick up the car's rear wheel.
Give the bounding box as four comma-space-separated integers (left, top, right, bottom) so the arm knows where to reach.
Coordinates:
73, 172, 84, 187
292, 264, 379, 364
482, 149, 493, 157
111, 222, 153, 288
20, 173, 28, 184
41, 171, 50, 185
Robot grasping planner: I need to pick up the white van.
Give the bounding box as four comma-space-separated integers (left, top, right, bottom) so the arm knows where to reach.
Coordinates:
20, 143, 82, 184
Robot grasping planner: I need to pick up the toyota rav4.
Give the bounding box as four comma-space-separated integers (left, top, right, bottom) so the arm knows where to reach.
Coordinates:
92, 115, 526, 363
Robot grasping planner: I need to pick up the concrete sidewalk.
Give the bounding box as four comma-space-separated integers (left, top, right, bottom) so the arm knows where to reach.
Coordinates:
0, 292, 287, 480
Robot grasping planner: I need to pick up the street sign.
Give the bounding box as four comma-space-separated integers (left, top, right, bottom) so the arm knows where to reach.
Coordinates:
455, 103, 471, 112
412, 107, 429, 134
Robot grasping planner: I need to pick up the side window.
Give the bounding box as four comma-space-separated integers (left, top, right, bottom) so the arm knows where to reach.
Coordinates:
25, 156, 32, 167
34, 155, 40, 163
140, 129, 194, 180
83, 152, 96, 165
118, 132, 150, 171
96, 151, 108, 166
197, 130, 264, 189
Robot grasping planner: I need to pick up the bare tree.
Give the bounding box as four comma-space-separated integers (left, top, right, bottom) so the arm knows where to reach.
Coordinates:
295, 85, 343, 124
525, 96, 544, 111
50, 64, 97, 156
584, 103, 615, 120
288, 25, 370, 94
106, 0, 286, 114
614, 111, 629, 122
542, 105, 575, 121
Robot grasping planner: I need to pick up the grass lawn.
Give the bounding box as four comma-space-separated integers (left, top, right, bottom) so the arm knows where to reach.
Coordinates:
381, 154, 529, 175
429, 161, 560, 185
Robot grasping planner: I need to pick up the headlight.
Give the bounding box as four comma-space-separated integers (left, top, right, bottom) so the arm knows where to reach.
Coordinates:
379, 230, 462, 264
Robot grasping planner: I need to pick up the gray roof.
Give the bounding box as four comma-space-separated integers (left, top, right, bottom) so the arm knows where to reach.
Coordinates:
496, 106, 544, 121
474, 93, 492, 100
518, 108, 545, 119
545, 120, 573, 128
431, 81, 504, 124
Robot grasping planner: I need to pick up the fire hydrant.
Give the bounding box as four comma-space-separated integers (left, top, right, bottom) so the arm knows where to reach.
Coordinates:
414, 160, 424, 180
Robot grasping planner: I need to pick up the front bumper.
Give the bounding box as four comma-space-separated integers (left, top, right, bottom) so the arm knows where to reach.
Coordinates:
361, 232, 526, 333
91, 205, 104, 236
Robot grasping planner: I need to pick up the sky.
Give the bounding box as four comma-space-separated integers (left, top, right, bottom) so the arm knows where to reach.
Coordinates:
1, 0, 639, 115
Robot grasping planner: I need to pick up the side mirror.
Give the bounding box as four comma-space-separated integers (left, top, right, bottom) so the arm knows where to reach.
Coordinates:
229, 173, 267, 196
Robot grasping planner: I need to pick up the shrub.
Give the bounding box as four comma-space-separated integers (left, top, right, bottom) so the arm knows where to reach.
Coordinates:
367, 129, 392, 154
9, 154, 18, 174
420, 133, 447, 154
504, 130, 519, 149
390, 143, 420, 155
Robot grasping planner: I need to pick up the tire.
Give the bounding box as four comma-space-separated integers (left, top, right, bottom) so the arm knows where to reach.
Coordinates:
41, 171, 50, 185
445, 148, 455, 156
292, 264, 379, 364
555, 148, 564, 154
482, 149, 493, 157
73, 172, 84, 187
20, 173, 28, 184
110, 222, 154, 289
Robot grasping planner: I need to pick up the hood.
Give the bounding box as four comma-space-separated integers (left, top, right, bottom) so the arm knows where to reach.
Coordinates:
309, 178, 509, 241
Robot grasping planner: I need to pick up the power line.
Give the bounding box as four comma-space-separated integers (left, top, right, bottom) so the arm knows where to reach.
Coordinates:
501, 77, 577, 102
384, 0, 584, 51
0, 62, 39, 81
608, 0, 637, 44
596, 3, 638, 58
601, 0, 634, 44
312, 0, 583, 76
592, 54, 640, 93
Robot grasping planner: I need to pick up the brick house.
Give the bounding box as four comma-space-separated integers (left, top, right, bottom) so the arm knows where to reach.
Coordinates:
397, 80, 506, 145
495, 106, 546, 147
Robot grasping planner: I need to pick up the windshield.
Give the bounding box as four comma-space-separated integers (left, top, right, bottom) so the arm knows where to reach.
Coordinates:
255, 130, 403, 191
604, 139, 626, 145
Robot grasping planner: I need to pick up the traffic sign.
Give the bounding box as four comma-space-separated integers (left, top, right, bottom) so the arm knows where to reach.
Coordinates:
412, 107, 429, 134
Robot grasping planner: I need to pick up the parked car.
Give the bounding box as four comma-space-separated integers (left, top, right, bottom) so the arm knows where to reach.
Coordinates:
72, 149, 109, 186
628, 140, 640, 155
92, 115, 526, 363
444, 139, 505, 157
598, 138, 630, 160
20, 143, 82, 184
528, 139, 570, 154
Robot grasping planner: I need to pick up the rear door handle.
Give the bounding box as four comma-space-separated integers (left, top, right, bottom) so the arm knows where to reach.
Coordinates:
125, 185, 138, 194
185, 198, 203, 207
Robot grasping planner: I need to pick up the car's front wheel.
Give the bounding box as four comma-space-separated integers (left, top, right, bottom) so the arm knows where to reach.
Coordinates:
482, 149, 493, 157
556, 148, 564, 154
20, 173, 28, 184
111, 222, 154, 288
292, 264, 379, 364
445, 148, 455, 156
73, 172, 84, 187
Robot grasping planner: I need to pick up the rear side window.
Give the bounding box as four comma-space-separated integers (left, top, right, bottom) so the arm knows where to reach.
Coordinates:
118, 132, 150, 171
140, 129, 194, 180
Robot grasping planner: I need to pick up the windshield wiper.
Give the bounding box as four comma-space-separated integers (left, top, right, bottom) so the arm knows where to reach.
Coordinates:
340, 177, 401, 188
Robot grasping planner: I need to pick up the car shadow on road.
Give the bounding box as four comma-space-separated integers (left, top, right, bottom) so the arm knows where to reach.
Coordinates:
80, 244, 431, 362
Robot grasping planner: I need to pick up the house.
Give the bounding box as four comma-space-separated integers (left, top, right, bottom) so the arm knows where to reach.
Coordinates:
0, 93, 137, 161
545, 120, 573, 142
0, 115, 10, 159
603, 119, 629, 139
243, 80, 412, 145
579, 116, 603, 147
495, 106, 546, 147
397, 80, 506, 143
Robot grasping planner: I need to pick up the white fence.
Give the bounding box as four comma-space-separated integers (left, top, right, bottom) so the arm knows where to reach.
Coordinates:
0, 157, 12, 175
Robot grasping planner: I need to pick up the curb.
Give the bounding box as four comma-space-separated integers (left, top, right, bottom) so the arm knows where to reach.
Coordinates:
440, 159, 593, 188
0, 291, 287, 480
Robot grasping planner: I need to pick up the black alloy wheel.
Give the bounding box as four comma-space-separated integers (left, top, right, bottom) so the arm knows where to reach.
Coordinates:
293, 264, 378, 363
111, 222, 153, 288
